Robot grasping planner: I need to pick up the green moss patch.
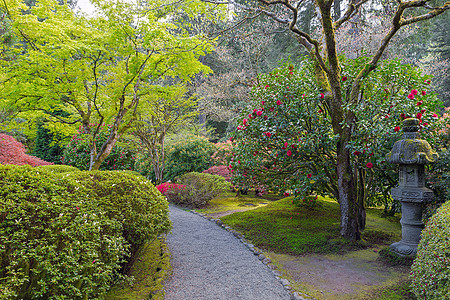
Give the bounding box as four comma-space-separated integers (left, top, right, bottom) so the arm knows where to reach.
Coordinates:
107, 237, 171, 300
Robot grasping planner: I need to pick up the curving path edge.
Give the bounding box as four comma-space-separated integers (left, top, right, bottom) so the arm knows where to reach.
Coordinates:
164, 205, 292, 300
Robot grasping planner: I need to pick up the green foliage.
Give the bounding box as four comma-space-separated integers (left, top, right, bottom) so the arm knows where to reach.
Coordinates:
425, 149, 450, 220
230, 57, 443, 211
0, 165, 126, 299
32, 120, 66, 164
410, 200, 450, 299
63, 171, 171, 256
164, 135, 215, 180
169, 172, 232, 208
378, 247, 414, 266
61, 125, 136, 171
36, 164, 80, 173
0, 165, 171, 299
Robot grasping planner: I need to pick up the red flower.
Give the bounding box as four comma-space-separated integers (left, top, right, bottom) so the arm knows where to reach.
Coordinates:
421, 91, 426, 96
276, 100, 282, 105
243, 118, 248, 125
229, 137, 233, 141
319, 93, 324, 99
342, 76, 348, 81
366, 162, 373, 168
261, 100, 265, 105
416, 101, 423, 106
400, 113, 406, 119
269, 107, 275, 112
256, 110, 263, 116
284, 192, 290, 197
423, 122, 428, 126
424, 79, 431, 84
407, 93, 415, 100
416, 112, 422, 119
411, 89, 418, 95
394, 126, 400, 132
354, 150, 361, 155
369, 152, 374, 156
432, 113, 438, 119
384, 88, 389, 93
289, 71, 293, 75
302, 93, 306, 98
306, 173, 312, 179
420, 109, 426, 114
265, 85, 269, 89
264, 115, 268, 120
237, 125, 242, 130
318, 109, 323, 113
287, 150, 292, 157
265, 132, 272, 137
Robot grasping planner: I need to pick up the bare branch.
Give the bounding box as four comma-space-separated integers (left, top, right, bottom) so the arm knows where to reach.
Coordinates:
334, 0, 369, 29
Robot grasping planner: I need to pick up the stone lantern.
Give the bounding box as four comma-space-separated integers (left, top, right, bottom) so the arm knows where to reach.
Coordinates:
386, 118, 438, 257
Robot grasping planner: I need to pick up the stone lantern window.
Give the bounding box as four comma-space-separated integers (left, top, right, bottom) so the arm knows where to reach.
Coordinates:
386, 118, 438, 257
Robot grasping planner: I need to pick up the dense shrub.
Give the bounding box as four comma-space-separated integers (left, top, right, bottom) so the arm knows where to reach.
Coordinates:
32, 121, 65, 164
156, 182, 186, 203
164, 135, 215, 180
425, 149, 450, 220
0, 165, 171, 299
202, 165, 231, 182
410, 200, 450, 299
61, 125, 136, 171
63, 171, 172, 256
0, 165, 124, 299
0, 133, 53, 166
169, 172, 231, 208
36, 164, 80, 173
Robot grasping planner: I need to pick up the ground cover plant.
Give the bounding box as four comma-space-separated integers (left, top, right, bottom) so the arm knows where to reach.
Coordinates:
0, 165, 171, 299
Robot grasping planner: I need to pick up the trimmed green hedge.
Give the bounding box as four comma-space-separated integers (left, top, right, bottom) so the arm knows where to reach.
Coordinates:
0, 165, 171, 299
410, 200, 450, 299
36, 164, 80, 173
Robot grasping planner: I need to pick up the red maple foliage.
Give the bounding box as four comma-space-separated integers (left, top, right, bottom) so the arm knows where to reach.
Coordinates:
202, 165, 231, 182
0, 133, 53, 167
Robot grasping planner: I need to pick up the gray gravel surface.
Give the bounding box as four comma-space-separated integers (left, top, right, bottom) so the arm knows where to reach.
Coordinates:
164, 205, 291, 300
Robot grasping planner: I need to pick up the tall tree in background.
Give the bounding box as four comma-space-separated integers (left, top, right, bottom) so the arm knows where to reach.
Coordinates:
0, 0, 222, 170
197, 0, 449, 240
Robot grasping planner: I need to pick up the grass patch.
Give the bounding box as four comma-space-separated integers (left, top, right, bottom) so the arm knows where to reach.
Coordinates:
361, 279, 416, 300
221, 196, 402, 256
196, 190, 282, 215
106, 237, 171, 300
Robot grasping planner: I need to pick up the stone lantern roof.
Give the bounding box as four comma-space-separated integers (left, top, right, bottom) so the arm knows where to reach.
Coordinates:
387, 118, 438, 165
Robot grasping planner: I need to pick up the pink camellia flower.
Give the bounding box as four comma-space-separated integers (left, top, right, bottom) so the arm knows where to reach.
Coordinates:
421, 91, 426, 96
76, 206, 80, 210
400, 113, 406, 119
265, 85, 269, 89
276, 100, 282, 105
229, 137, 233, 141
256, 110, 263, 116
407, 93, 415, 100
416, 112, 423, 119
289, 71, 293, 75
284, 192, 290, 196
421, 109, 426, 114
302, 93, 306, 98
318, 109, 323, 113
307, 173, 312, 178
432, 113, 439, 119
342, 76, 348, 81
261, 100, 265, 105
417, 101, 423, 106
411, 89, 418, 95
394, 126, 400, 132
287, 150, 292, 157
237, 125, 242, 130
228, 164, 232, 169
264, 115, 268, 120
354, 150, 361, 155
423, 122, 428, 126
265, 132, 272, 137
424, 79, 431, 84
269, 107, 275, 112
243, 118, 247, 125
384, 88, 389, 93
319, 93, 324, 99
366, 162, 373, 168
369, 152, 374, 156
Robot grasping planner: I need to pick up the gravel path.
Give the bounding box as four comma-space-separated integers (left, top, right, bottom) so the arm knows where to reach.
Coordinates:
164, 205, 292, 300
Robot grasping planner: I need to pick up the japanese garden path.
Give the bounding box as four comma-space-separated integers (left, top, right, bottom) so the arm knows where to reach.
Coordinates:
164, 205, 291, 300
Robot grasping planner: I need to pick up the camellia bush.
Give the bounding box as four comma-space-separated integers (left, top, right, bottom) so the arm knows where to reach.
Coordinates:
61, 124, 136, 171
229, 56, 444, 216
0, 165, 171, 299
0, 133, 53, 166
410, 200, 450, 299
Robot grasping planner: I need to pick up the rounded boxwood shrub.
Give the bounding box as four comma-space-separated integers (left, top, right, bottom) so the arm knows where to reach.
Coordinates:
63, 171, 172, 256
36, 164, 80, 173
0, 165, 125, 299
0, 165, 171, 299
410, 200, 450, 299
169, 172, 232, 208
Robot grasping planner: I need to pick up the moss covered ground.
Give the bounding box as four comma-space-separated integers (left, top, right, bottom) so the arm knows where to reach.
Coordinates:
207, 194, 412, 299
106, 237, 171, 300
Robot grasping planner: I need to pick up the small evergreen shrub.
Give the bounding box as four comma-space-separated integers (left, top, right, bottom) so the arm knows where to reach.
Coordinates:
36, 164, 80, 173
410, 200, 450, 299
164, 135, 215, 180
61, 125, 136, 171
169, 172, 232, 208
